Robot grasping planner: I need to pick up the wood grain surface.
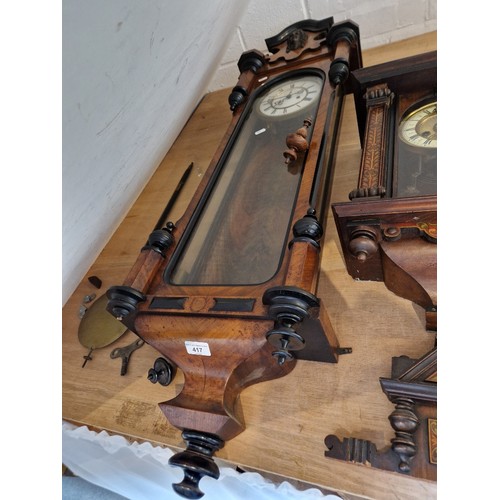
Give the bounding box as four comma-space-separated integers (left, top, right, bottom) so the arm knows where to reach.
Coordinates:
62, 31, 437, 500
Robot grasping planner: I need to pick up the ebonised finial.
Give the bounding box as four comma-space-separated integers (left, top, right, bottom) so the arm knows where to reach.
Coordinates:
169, 430, 224, 499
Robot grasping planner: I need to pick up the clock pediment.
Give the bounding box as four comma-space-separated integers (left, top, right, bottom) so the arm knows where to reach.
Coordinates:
265, 17, 333, 62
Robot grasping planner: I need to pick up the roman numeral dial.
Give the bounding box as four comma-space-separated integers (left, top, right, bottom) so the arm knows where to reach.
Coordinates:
399, 101, 437, 148
258, 75, 322, 118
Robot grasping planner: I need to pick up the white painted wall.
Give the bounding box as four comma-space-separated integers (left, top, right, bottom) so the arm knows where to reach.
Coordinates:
62, 0, 436, 305
62, 0, 250, 305
208, 0, 437, 91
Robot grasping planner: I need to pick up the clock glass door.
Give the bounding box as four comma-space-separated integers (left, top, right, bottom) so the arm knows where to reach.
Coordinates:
168, 72, 324, 285
394, 96, 437, 198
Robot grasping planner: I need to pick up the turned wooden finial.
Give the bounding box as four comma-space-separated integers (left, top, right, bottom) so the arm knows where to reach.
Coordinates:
347, 226, 380, 262
283, 117, 312, 164
388, 397, 419, 472
169, 430, 224, 499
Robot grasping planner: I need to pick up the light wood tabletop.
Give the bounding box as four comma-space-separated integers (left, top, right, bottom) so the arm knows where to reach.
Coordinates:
62, 31, 437, 500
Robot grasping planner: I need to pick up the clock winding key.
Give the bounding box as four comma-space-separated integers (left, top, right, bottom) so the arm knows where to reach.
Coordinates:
110, 338, 145, 376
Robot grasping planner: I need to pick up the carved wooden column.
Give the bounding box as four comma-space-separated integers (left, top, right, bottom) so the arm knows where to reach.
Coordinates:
349, 83, 393, 200
388, 396, 419, 472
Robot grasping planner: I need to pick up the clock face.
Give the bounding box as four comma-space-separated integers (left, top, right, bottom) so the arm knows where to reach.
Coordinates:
398, 101, 437, 148
258, 75, 322, 117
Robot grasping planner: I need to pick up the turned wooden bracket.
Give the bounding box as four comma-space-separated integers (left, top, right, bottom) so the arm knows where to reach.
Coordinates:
380, 238, 437, 330
325, 435, 402, 472
336, 196, 437, 331
325, 395, 426, 476
325, 348, 437, 479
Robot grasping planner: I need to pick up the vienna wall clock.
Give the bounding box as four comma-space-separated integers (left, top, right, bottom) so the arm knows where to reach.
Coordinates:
106, 17, 362, 498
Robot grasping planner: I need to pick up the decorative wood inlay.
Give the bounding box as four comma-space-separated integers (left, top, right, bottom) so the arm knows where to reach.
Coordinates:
382, 221, 437, 243
417, 222, 437, 240
428, 418, 437, 464
360, 105, 384, 187
356, 84, 393, 194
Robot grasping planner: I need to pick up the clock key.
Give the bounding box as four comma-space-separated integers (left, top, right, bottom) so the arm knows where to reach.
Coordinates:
110, 338, 145, 376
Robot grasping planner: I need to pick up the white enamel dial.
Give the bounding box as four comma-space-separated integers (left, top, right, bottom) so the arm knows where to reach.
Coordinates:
399, 101, 437, 148
258, 76, 322, 117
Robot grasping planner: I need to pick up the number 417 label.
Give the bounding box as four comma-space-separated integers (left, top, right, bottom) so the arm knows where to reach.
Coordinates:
184, 341, 211, 357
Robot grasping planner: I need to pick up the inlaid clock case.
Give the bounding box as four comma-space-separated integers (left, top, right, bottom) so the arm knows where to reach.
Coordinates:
106, 17, 362, 498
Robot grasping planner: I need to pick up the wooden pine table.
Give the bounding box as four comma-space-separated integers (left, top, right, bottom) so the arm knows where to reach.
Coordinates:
62, 31, 437, 500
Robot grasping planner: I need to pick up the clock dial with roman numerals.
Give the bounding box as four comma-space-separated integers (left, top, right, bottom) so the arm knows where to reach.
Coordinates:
399, 101, 437, 148
258, 75, 322, 117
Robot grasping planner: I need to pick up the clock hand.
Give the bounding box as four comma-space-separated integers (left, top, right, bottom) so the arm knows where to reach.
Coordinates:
274, 90, 306, 106
285, 90, 304, 99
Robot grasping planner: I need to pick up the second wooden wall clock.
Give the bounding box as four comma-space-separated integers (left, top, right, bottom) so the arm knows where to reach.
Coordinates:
106, 17, 362, 498
333, 51, 437, 331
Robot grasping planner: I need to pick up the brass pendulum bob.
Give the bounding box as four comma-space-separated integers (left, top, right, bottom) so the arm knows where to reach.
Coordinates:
78, 294, 128, 367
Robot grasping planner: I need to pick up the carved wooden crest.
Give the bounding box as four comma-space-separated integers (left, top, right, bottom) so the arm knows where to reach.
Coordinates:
265, 17, 333, 62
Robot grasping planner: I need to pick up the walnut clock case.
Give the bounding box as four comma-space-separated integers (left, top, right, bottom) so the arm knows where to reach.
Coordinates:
332, 51, 437, 331
106, 18, 362, 499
